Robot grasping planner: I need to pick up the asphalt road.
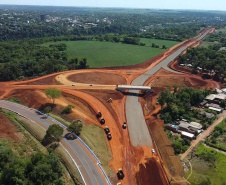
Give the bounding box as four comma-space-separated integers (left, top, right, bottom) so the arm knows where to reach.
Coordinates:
126, 29, 212, 147
0, 100, 109, 185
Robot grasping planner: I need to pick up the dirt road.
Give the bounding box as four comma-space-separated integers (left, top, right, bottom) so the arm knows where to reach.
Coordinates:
180, 110, 226, 160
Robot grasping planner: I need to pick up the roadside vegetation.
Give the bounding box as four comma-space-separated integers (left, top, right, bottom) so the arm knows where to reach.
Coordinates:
42, 112, 113, 176
158, 87, 218, 154
0, 110, 74, 185
205, 119, 226, 152
185, 144, 226, 185
178, 27, 226, 83
158, 87, 210, 124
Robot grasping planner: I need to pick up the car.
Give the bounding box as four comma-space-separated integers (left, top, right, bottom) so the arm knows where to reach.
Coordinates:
89, 84, 93, 86
152, 149, 155, 153
72, 84, 76, 86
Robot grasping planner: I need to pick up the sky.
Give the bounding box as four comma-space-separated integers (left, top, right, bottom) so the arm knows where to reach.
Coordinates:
0, 0, 226, 11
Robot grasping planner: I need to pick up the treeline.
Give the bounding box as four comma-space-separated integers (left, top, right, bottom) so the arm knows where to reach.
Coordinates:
0, 143, 64, 185
178, 43, 226, 82
158, 87, 210, 124
0, 41, 89, 81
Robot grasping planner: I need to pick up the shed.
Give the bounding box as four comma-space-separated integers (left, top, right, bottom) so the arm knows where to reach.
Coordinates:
181, 131, 194, 140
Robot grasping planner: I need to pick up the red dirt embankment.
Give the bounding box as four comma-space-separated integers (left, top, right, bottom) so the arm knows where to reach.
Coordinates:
68, 72, 127, 85
0, 113, 20, 142
135, 157, 168, 185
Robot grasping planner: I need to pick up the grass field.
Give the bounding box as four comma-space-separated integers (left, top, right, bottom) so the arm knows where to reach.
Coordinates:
49, 113, 113, 176
185, 144, 226, 185
43, 39, 179, 68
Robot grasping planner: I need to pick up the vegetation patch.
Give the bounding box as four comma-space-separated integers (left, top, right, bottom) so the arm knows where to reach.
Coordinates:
80, 124, 113, 175
185, 144, 226, 185
205, 119, 226, 152
43, 39, 178, 68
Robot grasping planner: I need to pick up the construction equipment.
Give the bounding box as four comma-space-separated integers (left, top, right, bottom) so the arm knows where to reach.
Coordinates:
96, 111, 102, 118
104, 126, 110, 134
100, 118, 105, 125
117, 168, 124, 180
122, 122, 127, 129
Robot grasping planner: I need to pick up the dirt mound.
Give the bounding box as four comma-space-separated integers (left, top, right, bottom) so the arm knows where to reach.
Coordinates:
4, 89, 97, 124
67, 72, 127, 85
0, 113, 20, 142
27, 75, 57, 85
184, 77, 207, 87
135, 158, 168, 185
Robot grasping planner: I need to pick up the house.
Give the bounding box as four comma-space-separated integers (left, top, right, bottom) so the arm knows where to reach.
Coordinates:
178, 121, 202, 134
206, 103, 222, 110
165, 124, 179, 133
200, 111, 215, 119
205, 94, 216, 103
181, 131, 195, 140
199, 100, 208, 108
205, 93, 226, 104
209, 107, 222, 113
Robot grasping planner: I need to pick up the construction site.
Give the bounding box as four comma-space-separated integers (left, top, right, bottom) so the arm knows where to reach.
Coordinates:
0, 27, 220, 185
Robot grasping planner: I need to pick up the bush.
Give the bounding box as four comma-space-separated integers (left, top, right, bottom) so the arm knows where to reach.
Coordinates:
67, 120, 83, 136
61, 105, 74, 114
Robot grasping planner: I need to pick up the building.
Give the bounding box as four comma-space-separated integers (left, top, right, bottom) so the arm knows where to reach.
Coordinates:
200, 111, 215, 119
165, 124, 179, 133
181, 131, 195, 140
40, 15, 46, 22
209, 107, 222, 113
205, 93, 226, 104
178, 121, 202, 134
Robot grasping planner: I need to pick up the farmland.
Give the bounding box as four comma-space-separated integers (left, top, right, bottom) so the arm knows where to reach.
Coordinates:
43, 39, 179, 68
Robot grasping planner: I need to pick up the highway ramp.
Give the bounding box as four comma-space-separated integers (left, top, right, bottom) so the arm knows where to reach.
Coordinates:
0, 100, 109, 185
126, 29, 212, 147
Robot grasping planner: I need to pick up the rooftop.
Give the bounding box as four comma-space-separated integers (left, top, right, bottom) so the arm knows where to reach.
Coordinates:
205, 94, 216, 101
181, 131, 194, 138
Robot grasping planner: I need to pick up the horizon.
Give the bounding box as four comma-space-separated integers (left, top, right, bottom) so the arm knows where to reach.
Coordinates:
0, 4, 226, 13
0, 0, 226, 11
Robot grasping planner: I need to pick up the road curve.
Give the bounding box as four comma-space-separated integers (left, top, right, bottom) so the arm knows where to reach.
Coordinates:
126, 28, 213, 147
0, 100, 109, 185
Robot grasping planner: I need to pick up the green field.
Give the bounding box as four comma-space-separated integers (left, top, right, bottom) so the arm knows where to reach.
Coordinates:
185, 144, 226, 185
43, 39, 179, 68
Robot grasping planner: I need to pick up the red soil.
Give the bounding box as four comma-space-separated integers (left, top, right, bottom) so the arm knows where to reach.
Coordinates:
67, 72, 127, 85
0, 113, 20, 142
135, 158, 168, 185
0, 27, 216, 185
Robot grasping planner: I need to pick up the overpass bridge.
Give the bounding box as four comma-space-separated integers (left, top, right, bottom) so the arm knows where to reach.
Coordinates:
116, 85, 151, 92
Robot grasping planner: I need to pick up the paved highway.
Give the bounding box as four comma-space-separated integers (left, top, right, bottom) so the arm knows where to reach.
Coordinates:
0, 100, 109, 185
126, 28, 212, 147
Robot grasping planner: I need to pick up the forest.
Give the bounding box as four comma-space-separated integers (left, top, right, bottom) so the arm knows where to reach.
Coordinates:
178, 35, 226, 82
0, 143, 64, 185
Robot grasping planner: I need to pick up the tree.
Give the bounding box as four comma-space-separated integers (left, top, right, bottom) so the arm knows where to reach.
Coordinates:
67, 120, 83, 136
43, 106, 52, 114
61, 105, 74, 114
45, 88, 61, 104
46, 124, 64, 140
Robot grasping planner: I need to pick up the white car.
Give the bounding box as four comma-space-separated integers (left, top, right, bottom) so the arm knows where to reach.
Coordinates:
152, 149, 155, 153
72, 84, 76, 86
